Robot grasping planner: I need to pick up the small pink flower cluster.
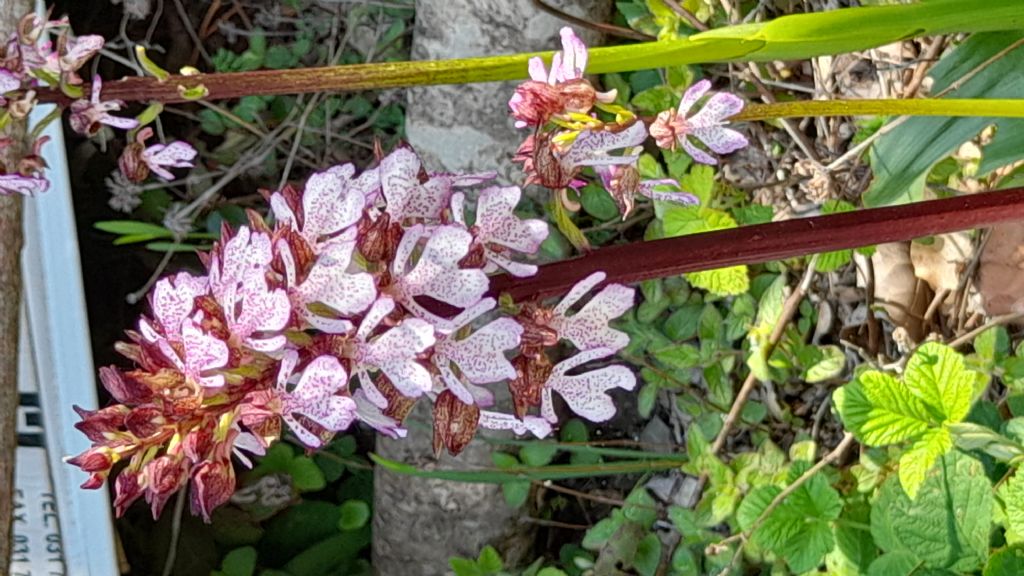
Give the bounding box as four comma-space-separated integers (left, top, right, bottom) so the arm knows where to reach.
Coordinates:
0, 13, 106, 196
69, 144, 638, 522
0, 12, 197, 196
509, 27, 749, 217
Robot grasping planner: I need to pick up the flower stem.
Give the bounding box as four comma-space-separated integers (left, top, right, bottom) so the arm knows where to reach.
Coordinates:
488, 186, 1024, 302
30, 0, 1024, 105
737, 99, 1024, 121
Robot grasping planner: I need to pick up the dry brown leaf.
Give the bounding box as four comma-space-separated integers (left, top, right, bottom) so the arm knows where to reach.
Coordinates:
978, 222, 1024, 315
909, 231, 973, 315
872, 242, 932, 342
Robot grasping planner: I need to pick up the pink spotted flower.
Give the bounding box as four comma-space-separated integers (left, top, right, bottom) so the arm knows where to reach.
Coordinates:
69, 75, 139, 136
539, 347, 636, 423
450, 186, 549, 277
119, 127, 197, 182
508, 27, 616, 128
649, 79, 748, 165
275, 352, 358, 448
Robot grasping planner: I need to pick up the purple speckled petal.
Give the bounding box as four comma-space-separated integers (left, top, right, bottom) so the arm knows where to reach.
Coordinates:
688, 91, 745, 127
290, 355, 347, 403
485, 251, 537, 278
100, 114, 140, 131
681, 137, 718, 165
269, 193, 297, 229
476, 186, 549, 254
301, 168, 364, 245
59, 34, 103, 72
356, 297, 396, 341
283, 355, 356, 447
354, 390, 407, 438
143, 141, 197, 181
361, 318, 435, 397
298, 259, 376, 318
555, 27, 587, 81
401, 225, 488, 309
151, 272, 209, 339
546, 348, 636, 422
562, 122, 647, 169
678, 79, 711, 117
691, 125, 749, 155
478, 411, 552, 438
553, 271, 605, 317
235, 279, 290, 351
438, 317, 521, 385
0, 69, 20, 94
181, 320, 228, 388
552, 282, 634, 352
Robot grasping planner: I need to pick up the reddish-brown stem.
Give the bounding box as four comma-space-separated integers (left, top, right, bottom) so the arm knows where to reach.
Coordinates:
488, 187, 1024, 301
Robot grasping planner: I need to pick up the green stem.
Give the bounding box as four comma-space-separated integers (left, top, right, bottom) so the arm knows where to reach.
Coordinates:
737, 99, 1024, 121
32, 0, 1024, 105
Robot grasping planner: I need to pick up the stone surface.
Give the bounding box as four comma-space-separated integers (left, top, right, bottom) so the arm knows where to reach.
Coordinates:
372, 2, 610, 574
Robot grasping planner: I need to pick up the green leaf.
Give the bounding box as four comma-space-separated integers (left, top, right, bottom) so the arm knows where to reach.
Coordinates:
975, 326, 1010, 365
338, 500, 370, 531
477, 545, 503, 573
732, 204, 774, 226
865, 32, 1024, 206
687, 266, 749, 296
898, 427, 953, 499
502, 481, 530, 508
633, 533, 662, 576
1000, 471, 1024, 544
623, 485, 659, 527
986, 546, 1024, 576
662, 304, 703, 341
95, 220, 173, 237
870, 451, 992, 572
637, 383, 658, 419
449, 556, 483, 576
653, 343, 700, 370
739, 462, 842, 573
582, 514, 625, 549
679, 164, 715, 206
520, 442, 559, 467
580, 183, 620, 221
833, 371, 937, 446
904, 342, 975, 423
287, 455, 326, 492
746, 273, 787, 381
805, 345, 846, 383
630, 85, 678, 114
219, 546, 257, 576
867, 552, 922, 576
831, 500, 878, 574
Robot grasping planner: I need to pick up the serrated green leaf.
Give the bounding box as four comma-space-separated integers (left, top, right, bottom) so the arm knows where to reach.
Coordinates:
898, 427, 953, 499
740, 462, 841, 573
623, 485, 659, 526
904, 342, 975, 423
805, 345, 846, 383
870, 451, 991, 572
986, 546, 1024, 576
582, 515, 624, 550
832, 500, 877, 574
833, 371, 937, 446
1001, 471, 1024, 544
687, 266, 749, 296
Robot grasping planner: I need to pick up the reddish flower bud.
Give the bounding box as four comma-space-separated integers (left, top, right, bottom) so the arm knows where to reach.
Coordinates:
509, 353, 554, 420
67, 448, 114, 473
432, 390, 480, 457
124, 406, 165, 439
118, 141, 149, 183
145, 455, 186, 518
100, 365, 152, 404
113, 470, 143, 517
73, 405, 128, 442
190, 459, 236, 523
509, 81, 564, 127
357, 212, 401, 264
